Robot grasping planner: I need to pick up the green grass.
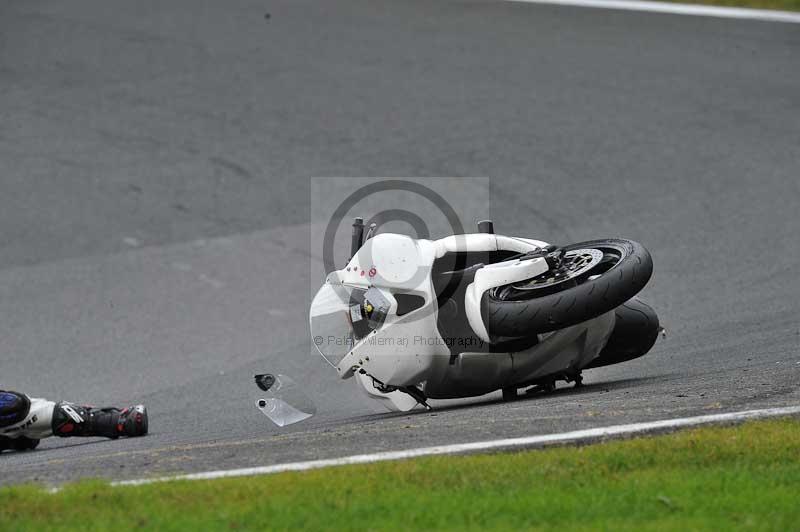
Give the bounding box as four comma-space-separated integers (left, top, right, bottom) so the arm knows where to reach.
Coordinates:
2, 418, 800, 531
665, 0, 800, 11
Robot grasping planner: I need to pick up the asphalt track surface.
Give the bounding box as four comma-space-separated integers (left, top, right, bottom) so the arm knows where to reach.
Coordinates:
1, 0, 798, 485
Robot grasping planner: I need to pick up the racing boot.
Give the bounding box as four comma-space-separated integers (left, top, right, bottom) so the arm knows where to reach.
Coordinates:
52, 403, 148, 439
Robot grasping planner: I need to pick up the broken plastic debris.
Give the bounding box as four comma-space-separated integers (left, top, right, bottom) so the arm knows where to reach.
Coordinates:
253, 373, 316, 427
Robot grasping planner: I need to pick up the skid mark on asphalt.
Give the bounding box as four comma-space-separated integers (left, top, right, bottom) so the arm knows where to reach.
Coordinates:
208, 156, 255, 181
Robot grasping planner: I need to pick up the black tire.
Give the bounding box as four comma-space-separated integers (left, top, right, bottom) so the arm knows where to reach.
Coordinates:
501, 387, 518, 401
481, 239, 653, 336
12, 437, 40, 451
585, 297, 660, 369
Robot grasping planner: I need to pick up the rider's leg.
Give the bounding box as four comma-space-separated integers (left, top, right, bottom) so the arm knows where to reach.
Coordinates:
52, 403, 148, 439
1, 390, 147, 450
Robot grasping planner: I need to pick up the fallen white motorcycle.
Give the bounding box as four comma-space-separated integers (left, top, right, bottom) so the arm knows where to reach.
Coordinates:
307, 218, 660, 413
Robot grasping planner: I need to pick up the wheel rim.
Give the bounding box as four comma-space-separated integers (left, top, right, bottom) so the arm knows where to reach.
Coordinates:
513, 248, 605, 291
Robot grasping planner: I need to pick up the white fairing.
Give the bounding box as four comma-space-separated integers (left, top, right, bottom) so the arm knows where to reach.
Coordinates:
310, 233, 549, 385
354, 371, 419, 412
311, 233, 449, 385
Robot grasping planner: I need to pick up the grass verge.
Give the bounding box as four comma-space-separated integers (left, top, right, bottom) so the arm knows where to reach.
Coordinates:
662, 0, 800, 12
2, 417, 799, 531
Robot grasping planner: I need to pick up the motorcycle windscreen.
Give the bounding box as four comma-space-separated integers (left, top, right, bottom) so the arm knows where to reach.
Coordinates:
309, 277, 391, 368
309, 280, 357, 368
255, 374, 316, 427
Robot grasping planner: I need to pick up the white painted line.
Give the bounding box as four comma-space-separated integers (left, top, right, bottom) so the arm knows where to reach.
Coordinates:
508, 0, 800, 23
114, 405, 800, 487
